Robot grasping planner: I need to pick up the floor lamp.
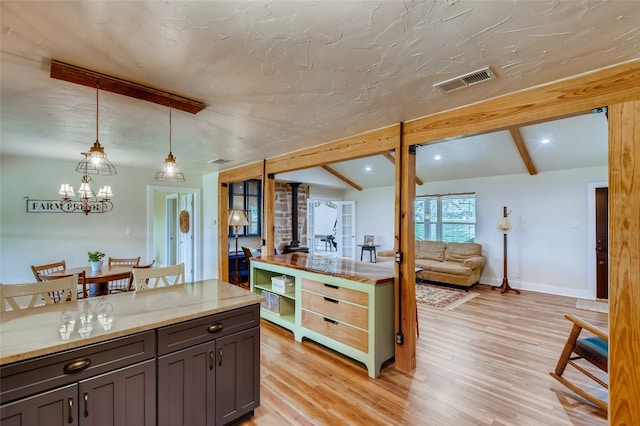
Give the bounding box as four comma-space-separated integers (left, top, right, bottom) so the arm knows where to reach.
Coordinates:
492, 205, 520, 294
228, 210, 249, 285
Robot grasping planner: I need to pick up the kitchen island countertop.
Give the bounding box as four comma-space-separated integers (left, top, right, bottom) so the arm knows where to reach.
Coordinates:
0, 279, 262, 365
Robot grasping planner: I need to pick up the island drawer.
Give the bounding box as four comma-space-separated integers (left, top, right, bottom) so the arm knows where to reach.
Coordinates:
301, 290, 368, 330
0, 330, 155, 405
301, 278, 369, 306
157, 304, 260, 356
301, 309, 368, 353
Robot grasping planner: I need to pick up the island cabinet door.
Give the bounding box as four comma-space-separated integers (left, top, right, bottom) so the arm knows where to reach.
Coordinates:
215, 327, 260, 426
78, 359, 156, 426
0, 383, 78, 426
158, 341, 216, 426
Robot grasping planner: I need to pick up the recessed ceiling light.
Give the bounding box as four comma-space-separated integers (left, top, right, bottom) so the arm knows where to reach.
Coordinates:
434, 155, 441, 160
541, 139, 550, 144
364, 166, 372, 172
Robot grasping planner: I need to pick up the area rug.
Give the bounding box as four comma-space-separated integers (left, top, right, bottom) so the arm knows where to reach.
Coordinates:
576, 298, 609, 313
415, 283, 479, 311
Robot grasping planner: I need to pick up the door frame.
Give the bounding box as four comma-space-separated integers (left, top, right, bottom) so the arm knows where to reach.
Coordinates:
147, 185, 202, 281
587, 180, 608, 299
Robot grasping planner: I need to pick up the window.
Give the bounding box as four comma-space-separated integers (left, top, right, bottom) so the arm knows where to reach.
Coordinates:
415, 193, 476, 242
229, 179, 261, 237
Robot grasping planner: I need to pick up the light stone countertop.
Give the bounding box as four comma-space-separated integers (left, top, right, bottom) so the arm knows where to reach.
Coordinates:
0, 279, 263, 365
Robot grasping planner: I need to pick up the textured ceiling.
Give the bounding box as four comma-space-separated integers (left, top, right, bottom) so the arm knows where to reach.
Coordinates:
1, 1, 638, 187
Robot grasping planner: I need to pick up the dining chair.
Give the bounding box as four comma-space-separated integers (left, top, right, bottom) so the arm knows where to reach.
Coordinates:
107, 256, 141, 293
128, 260, 156, 291
131, 263, 185, 291
1, 275, 78, 312
31, 260, 66, 282
31, 260, 87, 300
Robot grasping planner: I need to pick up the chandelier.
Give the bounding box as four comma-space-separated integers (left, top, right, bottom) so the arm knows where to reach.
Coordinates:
58, 85, 116, 214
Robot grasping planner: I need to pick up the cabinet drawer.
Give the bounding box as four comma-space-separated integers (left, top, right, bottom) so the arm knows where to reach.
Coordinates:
301, 278, 369, 306
301, 310, 368, 353
0, 331, 155, 405
158, 304, 260, 356
301, 291, 368, 330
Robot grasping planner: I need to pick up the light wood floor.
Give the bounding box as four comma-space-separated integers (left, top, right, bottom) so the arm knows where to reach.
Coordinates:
244, 285, 608, 425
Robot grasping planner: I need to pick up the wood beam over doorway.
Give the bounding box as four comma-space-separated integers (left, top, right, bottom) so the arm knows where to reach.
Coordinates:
321, 165, 363, 191
383, 151, 424, 185
508, 127, 538, 175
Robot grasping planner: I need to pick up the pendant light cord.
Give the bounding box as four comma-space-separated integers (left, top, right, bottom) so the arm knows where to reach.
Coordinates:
95, 84, 99, 141
169, 103, 173, 154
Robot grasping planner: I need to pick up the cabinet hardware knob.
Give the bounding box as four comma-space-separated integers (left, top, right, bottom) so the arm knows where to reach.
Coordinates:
218, 347, 223, 367
67, 398, 74, 424
63, 358, 91, 374
323, 297, 339, 304
209, 350, 214, 370
324, 283, 339, 289
84, 392, 89, 418
323, 317, 338, 325
208, 323, 223, 333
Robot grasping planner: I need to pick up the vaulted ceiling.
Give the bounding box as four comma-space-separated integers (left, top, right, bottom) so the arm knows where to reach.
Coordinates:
1, 1, 637, 188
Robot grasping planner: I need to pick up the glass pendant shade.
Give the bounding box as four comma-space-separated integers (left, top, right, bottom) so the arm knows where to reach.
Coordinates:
77, 87, 117, 176
155, 106, 185, 182
155, 153, 185, 182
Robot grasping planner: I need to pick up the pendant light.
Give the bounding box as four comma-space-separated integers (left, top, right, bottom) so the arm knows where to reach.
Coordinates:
155, 104, 185, 182
75, 85, 117, 176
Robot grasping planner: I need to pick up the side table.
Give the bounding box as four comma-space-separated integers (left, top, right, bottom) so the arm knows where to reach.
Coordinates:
358, 244, 380, 262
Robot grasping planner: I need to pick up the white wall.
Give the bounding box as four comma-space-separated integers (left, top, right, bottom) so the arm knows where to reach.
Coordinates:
0, 155, 220, 283
345, 166, 607, 298
201, 172, 219, 280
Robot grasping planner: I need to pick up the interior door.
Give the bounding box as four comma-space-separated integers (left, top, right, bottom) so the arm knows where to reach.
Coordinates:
595, 187, 609, 299
180, 193, 195, 283
166, 195, 178, 266
338, 201, 356, 259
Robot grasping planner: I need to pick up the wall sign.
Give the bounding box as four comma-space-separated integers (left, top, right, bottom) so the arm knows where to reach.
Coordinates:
25, 199, 107, 213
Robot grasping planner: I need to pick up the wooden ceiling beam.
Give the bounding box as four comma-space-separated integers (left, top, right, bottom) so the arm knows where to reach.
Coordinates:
382, 151, 424, 185
508, 127, 538, 175
321, 165, 363, 191
50, 60, 206, 114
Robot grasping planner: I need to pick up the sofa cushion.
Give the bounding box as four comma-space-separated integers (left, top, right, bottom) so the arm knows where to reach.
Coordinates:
430, 261, 473, 277
445, 242, 482, 262
416, 240, 446, 262
415, 258, 442, 271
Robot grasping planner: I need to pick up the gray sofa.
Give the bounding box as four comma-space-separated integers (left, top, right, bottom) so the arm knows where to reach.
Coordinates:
377, 240, 484, 288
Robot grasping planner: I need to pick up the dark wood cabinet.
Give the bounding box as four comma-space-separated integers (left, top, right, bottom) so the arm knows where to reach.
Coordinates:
0, 360, 155, 426
158, 342, 216, 426
0, 383, 78, 426
79, 360, 156, 426
215, 327, 260, 425
157, 304, 260, 426
1, 304, 260, 426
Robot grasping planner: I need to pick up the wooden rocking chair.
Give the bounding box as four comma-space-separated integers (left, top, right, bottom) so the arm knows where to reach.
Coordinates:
549, 314, 608, 410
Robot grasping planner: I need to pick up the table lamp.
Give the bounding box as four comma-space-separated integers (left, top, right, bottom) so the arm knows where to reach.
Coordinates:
228, 209, 249, 284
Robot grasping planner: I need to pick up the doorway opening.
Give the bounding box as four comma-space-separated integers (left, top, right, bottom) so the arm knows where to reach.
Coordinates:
147, 185, 201, 283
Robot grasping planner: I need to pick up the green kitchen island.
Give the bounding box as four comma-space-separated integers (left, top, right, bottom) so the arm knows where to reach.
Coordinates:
250, 253, 395, 378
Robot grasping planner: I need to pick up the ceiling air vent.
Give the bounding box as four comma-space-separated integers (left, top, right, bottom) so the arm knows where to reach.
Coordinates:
433, 67, 496, 93
208, 158, 229, 164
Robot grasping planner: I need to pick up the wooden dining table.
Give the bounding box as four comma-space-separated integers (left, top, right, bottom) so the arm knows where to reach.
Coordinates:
43, 265, 133, 298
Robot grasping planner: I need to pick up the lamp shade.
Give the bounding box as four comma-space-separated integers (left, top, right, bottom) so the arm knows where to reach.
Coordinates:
228, 210, 249, 227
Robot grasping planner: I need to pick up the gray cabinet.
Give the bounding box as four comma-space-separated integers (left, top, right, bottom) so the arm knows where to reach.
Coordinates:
157, 304, 260, 426
0, 332, 156, 426
1, 383, 78, 426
